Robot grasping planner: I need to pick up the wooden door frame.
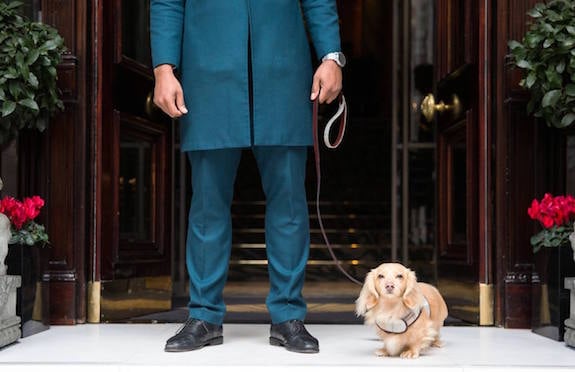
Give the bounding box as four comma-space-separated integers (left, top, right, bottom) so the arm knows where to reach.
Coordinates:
29, 0, 564, 328
477, 0, 494, 325
434, 0, 494, 325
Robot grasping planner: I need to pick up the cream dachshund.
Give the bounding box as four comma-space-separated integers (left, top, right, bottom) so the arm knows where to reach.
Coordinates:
355, 262, 448, 358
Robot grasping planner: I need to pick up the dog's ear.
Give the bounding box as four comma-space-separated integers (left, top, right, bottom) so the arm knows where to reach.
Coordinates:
402, 269, 419, 308
355, 269, 379, 316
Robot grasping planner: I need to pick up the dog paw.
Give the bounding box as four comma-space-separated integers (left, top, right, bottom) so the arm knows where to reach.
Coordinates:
400, 349, 420, 359
431, 339, 444, 348
375, 348, 390, 357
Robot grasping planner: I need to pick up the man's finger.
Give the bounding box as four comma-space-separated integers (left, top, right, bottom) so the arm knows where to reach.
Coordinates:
310, 76, 321, 101
319, 88, 327, 104
176, 89, 188, 114
163, 98, 182, 118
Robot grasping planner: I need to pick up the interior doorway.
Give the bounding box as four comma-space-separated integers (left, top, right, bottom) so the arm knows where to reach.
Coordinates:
100, 0, 482, 326
166, 0, 472, 325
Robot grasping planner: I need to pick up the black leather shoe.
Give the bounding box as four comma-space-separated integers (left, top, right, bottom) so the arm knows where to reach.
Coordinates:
269, 319, 319, 353
164, 318, 223, 352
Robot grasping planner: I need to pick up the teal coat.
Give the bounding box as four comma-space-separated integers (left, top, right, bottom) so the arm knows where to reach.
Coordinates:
150, 0, 341, 151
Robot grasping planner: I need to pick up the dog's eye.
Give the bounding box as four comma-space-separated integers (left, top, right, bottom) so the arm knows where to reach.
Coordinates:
377, 274, 384, 279
396, 274, 403, 279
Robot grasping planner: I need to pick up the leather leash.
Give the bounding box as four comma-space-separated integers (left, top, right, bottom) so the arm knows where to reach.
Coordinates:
312, 92, 362, 286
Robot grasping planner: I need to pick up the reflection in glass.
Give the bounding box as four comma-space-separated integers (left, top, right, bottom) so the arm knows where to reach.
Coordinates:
120, 137, 152, 241
410, 0, 435, 143
408, 149, 435, 248
392, 0, 435, 275
122, 0, 151, 67
451, 142, 467, 243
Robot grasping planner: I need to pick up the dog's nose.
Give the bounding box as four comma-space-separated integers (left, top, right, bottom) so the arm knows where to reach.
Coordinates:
385, 283, 395, 291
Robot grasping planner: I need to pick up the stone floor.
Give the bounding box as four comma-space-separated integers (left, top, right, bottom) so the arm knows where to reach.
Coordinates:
0, 323, 574, 371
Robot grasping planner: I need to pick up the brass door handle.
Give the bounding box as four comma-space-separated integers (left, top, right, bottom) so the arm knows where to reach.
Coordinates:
420, 93, 461, 122
145, 91, 159, 117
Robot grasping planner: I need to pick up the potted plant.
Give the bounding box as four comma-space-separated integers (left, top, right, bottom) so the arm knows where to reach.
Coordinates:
0, 195, 48, 248
0, 192, 48, 276
527, 193, 575, 342
528, 194, 575, 254
0, 0, 66, 146
508, 0, 575, 129
0, 192, 50, 338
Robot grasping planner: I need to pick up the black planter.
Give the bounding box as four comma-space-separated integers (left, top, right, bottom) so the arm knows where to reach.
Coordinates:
532, 244, 575, 341
5, 243, 50, 338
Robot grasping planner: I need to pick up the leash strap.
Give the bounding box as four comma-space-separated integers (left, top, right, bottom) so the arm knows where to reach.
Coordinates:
312, 92, 361, 286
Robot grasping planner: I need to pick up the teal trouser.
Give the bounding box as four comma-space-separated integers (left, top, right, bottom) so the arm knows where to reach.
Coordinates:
186, 146, 310, 325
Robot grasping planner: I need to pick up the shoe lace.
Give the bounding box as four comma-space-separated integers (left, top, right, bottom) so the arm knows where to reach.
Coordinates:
292, 320, 307, 333
175, 317, 198, 334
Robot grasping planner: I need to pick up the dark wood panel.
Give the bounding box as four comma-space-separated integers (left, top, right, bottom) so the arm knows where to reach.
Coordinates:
48, 282, 76, 325
39, 0, 89, 324
42, 0, 76, 55
494, 0, 563, 327
115, 112, 171, 277
437, 118, 477, 267
477, 0, 493, 286
435, 62, 478, 277
435, 0, 475, 81
504, 267, 534, 328
88, 0, 104, 293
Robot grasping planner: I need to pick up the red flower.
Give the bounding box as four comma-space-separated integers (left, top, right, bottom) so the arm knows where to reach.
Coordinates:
22, 196, 43, 220
528, 199, 540, 220
0, 195, 45, 230
528, 193, 575, 229
541, 216, 554, 229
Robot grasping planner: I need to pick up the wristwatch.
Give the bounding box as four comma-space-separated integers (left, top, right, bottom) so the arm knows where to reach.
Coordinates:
322, 52, 347, 68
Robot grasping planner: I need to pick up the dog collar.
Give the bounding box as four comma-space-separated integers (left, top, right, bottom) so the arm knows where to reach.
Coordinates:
375, 297, 431, 334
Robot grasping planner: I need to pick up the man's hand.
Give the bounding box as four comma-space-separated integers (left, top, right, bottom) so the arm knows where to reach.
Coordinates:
310, 60, 342, 104
153, 64, 188, 118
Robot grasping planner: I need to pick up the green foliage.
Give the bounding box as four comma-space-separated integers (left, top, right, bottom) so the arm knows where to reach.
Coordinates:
508, 0, 575, 129
530, 225, 573, 253
0, 1, 66, 145
9, 220, 49, 246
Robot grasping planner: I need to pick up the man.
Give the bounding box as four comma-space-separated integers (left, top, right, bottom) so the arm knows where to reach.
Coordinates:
150, 0, 345, 354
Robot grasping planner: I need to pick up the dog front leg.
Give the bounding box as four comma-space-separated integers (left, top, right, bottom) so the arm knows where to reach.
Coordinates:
399, 347, 421, 359
375, 347, 390, 357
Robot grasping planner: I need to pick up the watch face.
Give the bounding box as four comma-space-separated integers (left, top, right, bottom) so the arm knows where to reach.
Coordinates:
338, 53, 346, 67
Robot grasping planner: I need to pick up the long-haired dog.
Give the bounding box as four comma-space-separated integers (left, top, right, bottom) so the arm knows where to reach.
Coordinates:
355, 262, 448, 358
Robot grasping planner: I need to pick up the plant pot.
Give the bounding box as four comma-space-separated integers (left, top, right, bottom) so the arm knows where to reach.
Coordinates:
0, 240, 6, 276
565, 277, 575, 348
532, 244, 575, 341
566, 230, 575, 347
0, 274, 21, 348
5, 244, 49, 338
0, 213, 9, 276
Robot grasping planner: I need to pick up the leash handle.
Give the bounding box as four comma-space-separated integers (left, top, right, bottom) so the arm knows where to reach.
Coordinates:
312, 92, 361, 286
322, 94, 347, 149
